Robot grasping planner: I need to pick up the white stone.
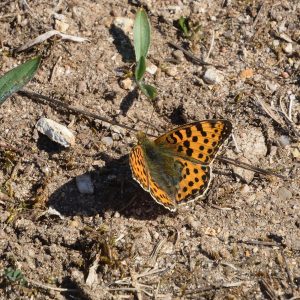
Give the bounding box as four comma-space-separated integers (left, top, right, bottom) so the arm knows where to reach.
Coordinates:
203, 68, 223, 84
76, 174, 94, 194
278, 135, 290, 147
101, 136, 113, 146
283, 43, 293, 54
55, 19, 69, 32
36, 117, 75, 147
146, 63, 158, 75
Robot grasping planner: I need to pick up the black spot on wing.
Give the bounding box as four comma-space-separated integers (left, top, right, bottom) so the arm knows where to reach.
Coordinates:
174, 130, 183, 140
196, 123, 207, 137
186, 127, 192, 137
186, 149, 193, 156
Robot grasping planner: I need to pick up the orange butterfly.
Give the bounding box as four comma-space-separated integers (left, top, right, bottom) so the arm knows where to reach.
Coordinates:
130, 120, 232, 211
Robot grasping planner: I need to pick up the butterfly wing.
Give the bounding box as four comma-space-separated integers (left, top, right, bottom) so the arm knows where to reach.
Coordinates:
148, 175, 177, 211
130, 145, 176, 211
174, 157, 211, 204
154, 120, 232, 164
129, 145, 149, 191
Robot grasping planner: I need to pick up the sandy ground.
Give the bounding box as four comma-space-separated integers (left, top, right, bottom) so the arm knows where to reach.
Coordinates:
0, 0, 299, 299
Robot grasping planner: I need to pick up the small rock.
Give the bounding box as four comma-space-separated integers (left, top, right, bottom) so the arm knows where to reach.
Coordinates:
172, 50, 185, 62
76, 174, 94, 194
186, 216, 201, 231
283, 43, 293, 54
36, 117, 75, 147
291, 146, 300, 159
55, 19, 69, 32
77, 81, 87, 94
240, 184, 250, 194
281, 71, 289, 78
240, 68, 254, 79
278, 135, 290, 147
0, 211, 10, 223
203, 68, 223, 84
277, 187, 292, 201
111, 133, 120, 141
114, 17, 134, 33
272, 40, 280, 48
101, 136, 113, 146
266, 81, 278, 92
232, 157, 255, 183
146, 63, 158, 75
110, 125, 126, 136
165, 66, 177, 77
119, 77, 133, 90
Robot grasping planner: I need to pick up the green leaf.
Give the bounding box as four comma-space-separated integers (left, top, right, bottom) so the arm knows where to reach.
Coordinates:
133, 8, 151, 62
0, 56, 41, 106
135, 56, 146, 82
139, 82, 157, 100
178, 16, 189, 36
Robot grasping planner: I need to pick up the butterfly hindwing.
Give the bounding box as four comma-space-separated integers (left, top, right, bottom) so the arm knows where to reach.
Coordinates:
174, 157, 211, 203
148, 176, 176, 211
154, 120, 232, 164
130, 145, 176, 211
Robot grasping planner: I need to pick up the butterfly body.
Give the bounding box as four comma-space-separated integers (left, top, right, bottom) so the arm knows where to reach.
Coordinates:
130, 120, 232, 211
137, 133, 183, 199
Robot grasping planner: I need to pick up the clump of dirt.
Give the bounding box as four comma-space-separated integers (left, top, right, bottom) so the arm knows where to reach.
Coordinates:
0, 1, 299, 299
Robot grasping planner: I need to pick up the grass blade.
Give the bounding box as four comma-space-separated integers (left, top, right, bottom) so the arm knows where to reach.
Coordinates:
0, 56, 41, 106
133, 8, 151, 62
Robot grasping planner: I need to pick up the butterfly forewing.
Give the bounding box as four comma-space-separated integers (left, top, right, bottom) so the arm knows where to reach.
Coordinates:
154, 120, 232, 164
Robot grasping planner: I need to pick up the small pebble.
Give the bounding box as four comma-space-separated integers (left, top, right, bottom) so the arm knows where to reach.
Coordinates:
281, 71, 289, 78
277, 187, 292, 201
266, 81, 278, 92
240, 184, 250, 194
278, 135, 290, 147
36, 117, 75, 147
77, 81, 87, 94
55, 19, 69, 32
146, 63, 158, 75
240, 68, 254, 79
165, 66, 177, 77
203, 68, 223, 84
273, 40, 280, 48
119, 77, 132, 90
111, 133, 120, 141
101, 136, 113, 146
172, 50, 185, 62
283, 43, 293, 54
76, 174, 94, 194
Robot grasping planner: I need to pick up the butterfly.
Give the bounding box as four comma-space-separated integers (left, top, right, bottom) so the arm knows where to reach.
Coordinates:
129, 120, 232, 212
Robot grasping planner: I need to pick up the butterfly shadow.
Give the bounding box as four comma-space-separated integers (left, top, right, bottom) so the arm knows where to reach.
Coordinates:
47, 153, 174, 220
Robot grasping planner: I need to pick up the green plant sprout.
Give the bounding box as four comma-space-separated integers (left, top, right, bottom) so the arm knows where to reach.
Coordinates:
4, 268, 27, 285
0, 56, 41, 106
133, 8, 157, 100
